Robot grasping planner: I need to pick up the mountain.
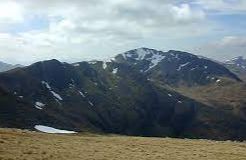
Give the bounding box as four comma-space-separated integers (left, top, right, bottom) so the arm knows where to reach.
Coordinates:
0, 48, 245, 140
0, 61, 23, 72
224, 56, 246, 81
115, 48, 241, 86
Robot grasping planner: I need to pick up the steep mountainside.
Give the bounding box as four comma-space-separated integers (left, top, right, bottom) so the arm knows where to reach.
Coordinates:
0, 61, 23, 72
0, 49, 245, 140
115, 48, 240, 86
224, 56, 246, 81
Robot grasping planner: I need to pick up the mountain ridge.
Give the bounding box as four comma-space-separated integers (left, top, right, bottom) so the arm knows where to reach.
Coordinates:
0, 61, 23, 73
0, 48, 245, 140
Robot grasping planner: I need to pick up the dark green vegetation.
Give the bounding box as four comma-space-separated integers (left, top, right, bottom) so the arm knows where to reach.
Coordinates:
0, 48, 245, 140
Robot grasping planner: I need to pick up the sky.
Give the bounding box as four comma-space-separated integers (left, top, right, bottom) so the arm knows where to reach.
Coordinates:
0, 0, 245, 65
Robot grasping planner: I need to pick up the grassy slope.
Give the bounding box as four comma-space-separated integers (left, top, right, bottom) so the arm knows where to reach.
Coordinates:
225, 64, 246, 81
150, 79, 246, 140
0, 128, 246, 160
174, 80, 246, 116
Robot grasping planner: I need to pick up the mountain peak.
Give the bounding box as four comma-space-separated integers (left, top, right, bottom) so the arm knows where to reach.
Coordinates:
120, 48, 164, 61
31, 59, 62, 67
114, 48, 241, 85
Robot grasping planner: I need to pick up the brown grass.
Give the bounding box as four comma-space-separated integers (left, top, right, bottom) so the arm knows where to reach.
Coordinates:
174, 81, 246, 110
0, 128, 246, 160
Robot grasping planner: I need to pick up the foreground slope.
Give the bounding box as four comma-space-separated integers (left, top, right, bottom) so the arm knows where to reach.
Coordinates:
0, 128, 246, 160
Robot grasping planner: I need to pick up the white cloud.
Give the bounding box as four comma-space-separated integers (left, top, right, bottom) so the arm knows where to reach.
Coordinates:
0, 0, 212, 64
194, 0, 246, 14
0, 0, 245, 64
0, 1, 23, 23
171, 4, 205, 22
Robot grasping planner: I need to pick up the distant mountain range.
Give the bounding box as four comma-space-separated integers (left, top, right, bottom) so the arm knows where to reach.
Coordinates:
0, 48, 245, 141
223, 56, 246, 81
0, 61, 23, 72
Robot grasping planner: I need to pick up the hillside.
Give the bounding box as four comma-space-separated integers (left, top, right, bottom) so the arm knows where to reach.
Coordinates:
0, 48, 245, 140
0, 128, 246, 160
171, 81, 246, 134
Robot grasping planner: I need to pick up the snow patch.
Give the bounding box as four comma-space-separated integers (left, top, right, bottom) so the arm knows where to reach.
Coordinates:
190, 67, 196, 71
122, 48, 152, 60
79, 91, 86, 98
88, 61, 97, 64
102, 61, 107, 69
112, 68, 118, 74
177, 62, 190, 71
136, 48, 149, 60
121, 53, 127, 59
110, 57, 115, 61
50, 91, 63, 101
41, 81, 51, 90
35, 102, 45, 110
34, 125, 76, 134
73, 63, 80, 67
145, 54, 166, 71
88, 101, 94, 107
168, 94, 172, 97
42, 81, 63, 101
216, 79, 221, 83
175, 54, 180, 60
69, 83, 75, 88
